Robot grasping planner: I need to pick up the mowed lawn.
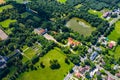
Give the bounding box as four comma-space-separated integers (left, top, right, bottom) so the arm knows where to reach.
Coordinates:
0, 19, 16, 28
88, 9, 103, 18
0, 5, 13, 12
66, 17, 96, 36
57, 0, 67, 4
114, 45, 120, 60
108, 21, 120, 41
18, 47, 73, 80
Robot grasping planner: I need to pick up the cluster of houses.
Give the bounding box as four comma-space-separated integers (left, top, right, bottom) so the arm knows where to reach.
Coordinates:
103, 8, 120, 19
98, 35, 116, 49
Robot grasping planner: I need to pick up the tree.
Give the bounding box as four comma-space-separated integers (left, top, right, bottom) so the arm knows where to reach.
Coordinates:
50, 59, 61, 69
117, 38, 120, 45
40, 62, 45, 68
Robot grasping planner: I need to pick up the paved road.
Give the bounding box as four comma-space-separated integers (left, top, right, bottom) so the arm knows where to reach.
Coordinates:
96, 65, 119, 80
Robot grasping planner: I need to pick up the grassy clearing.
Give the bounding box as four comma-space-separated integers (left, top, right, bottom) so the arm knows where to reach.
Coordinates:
108, 21, 120, 41
0, 19, 16, 28
0, 5, 13, 12
21, 12, 31, 18
88, 9, 103, 18
66, 17, 96, 36
74, 4, 82, 9
5, 0, 31, 3
57, 0, 67, 4
18, 47, 73, 80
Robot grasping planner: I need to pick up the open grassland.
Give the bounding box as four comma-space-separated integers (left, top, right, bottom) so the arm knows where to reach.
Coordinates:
0, 5, 13, 12
66, 17, 96, 36
0, 19, 16, 28
18, 47, 73, 80
108, 21, 120, 41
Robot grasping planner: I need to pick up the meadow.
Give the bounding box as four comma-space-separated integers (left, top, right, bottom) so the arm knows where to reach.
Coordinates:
17, 47, 73, 80
66, 17, 96, 36
108, 20, 120, 41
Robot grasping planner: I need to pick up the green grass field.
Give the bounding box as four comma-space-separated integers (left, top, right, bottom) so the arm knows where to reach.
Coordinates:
66, 17, 96, 36
0, 5, 13, 12
57, 0, 67, 4
108, 21, 120, 41
88, 9, 103, 18
5, 0, 31, 3
18, 47, 73, 80
0, 19, 16, 28
114, 45, 120, 60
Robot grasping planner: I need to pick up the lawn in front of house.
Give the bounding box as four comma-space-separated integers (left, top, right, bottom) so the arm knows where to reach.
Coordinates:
17, 47, 73, 80
108, 20, 120, 41
0, 19, 16, 28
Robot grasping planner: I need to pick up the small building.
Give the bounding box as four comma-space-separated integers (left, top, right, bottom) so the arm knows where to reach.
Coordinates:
108, 41, 116, 49
74, 71, 82, 78
68, 37, 81, 47
103, 12, 111, 18
34, 28, 47, 35
0, 55, 7, 69
0, 29, 8, 40
107, 76, 114, 80
90, 51, 98, 61
90, 68, 98, 78
116, 73, 120, 78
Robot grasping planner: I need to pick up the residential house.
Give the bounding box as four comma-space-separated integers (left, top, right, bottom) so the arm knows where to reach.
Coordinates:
34, 28, 47, 35
90, 51, 98, 61
116, 72, 120, 78
90, 68, 98, 78
68, 37, 81, 47
0, 55, 6, 69
108, 41, 116, 49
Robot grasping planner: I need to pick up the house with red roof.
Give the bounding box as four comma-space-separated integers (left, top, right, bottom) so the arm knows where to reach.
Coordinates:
108, 41, 116, 49
68, 37, 81, 47
34, 28, 47, 35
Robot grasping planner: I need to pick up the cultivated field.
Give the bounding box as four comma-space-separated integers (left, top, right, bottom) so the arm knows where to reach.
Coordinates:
66, 17, 96, 36
18, 47, 73, 80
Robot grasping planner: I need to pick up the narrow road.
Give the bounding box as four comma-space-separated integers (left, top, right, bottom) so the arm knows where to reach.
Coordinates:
96, 65, 119, 80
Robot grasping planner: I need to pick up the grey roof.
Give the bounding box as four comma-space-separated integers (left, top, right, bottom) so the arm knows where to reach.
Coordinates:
90, 51, 98, 61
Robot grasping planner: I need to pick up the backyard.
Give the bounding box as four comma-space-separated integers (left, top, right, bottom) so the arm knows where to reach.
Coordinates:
17, 47, 73, 80
66, 17, 96, 36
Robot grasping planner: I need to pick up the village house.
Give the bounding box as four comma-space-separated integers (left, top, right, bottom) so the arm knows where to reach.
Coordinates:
0, 29, 8, 40
68, 37, 81, 47
108, 41, 116, 49
34, 28, 47, 35
0, 55, 7, 69
90, 51, 98, 61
